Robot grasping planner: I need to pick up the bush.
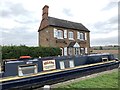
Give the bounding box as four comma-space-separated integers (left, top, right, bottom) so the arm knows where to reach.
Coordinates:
2, 45, 61, 59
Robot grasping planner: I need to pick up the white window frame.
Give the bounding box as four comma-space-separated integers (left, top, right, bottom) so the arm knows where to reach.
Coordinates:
60, 48, 63, 56
64, 47, 67, 56
80, 48, 85, 55
64, 30, 67, 38
85, 47, 88, 54
68, 31, 74, 40
77, 32, 84, 40
80, 33, 84, 40
85, 33, 87, 40
69, 48, 72, 55
54, 28, 58, 38
75, 48, 80, 55
57, 30, 63, 39
102, 58, 108, 62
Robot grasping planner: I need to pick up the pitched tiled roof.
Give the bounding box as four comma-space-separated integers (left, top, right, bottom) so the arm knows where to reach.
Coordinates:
48, 17, 90, 32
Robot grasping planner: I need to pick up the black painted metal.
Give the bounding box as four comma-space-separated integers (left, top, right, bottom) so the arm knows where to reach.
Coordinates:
2, 54, 115, 77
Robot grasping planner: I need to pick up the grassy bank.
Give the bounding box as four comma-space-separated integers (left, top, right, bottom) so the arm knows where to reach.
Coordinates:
55, 70, 118, 89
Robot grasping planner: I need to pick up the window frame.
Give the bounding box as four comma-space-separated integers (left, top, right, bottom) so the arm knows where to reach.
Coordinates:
102, 57, 108, 62
79, 32, 84, 40
75, 48, 80, 55
59, 61, 65, 69
80, 48, 85, 55
69, 48, 73, 55
69, 60, 75, 68
57, 30, 63, 39
18, 64, 38, 76
68, 31, 74, 40
60, 48, 63, 56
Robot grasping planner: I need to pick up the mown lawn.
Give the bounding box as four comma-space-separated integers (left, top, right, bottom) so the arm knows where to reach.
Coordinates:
54, 70, 119, 89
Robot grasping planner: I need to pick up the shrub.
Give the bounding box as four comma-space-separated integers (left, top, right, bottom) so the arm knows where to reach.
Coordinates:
2, 45, 61, 59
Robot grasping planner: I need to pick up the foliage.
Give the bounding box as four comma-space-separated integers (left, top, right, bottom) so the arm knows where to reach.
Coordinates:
92, 46, 118, 50
2, 45, 61, 59
99, 46, 103, 50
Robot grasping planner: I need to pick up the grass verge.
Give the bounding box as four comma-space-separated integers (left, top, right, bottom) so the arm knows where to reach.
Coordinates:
53, 70, 119, 89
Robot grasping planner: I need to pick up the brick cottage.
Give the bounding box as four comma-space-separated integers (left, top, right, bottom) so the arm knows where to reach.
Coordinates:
38, 5, 90, 56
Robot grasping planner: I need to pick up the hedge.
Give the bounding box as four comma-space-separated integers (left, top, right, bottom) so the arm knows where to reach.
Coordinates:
1, 45, 61, 59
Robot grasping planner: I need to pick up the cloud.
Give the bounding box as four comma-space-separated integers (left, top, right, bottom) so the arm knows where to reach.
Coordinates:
91, 36, 118, 46
91, 14, 118, 46
14, 19, 39, 24
93, 15, 117, 33
0, 0, 40, 46
1, 27, 38, 46
101, 2, 118, 11
0, 2, 30, 18
62, 8, 73, 17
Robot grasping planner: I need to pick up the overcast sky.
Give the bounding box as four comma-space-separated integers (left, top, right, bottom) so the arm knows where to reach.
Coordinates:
0, 0, 118, 46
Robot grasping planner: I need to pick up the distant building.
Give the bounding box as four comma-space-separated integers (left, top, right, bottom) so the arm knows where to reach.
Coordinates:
38, 5, 90, 56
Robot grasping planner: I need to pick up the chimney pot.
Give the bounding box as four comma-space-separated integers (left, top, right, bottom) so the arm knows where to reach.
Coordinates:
42, 5, 49, 10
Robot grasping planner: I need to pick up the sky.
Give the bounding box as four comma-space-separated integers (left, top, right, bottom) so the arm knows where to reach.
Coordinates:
0, 0, 119, 46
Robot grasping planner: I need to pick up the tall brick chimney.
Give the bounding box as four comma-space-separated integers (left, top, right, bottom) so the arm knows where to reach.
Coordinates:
42, 5, 49, 20
38, 5, 49, 31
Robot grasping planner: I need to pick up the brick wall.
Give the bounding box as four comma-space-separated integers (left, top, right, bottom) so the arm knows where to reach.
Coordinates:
39, 26, 90, 53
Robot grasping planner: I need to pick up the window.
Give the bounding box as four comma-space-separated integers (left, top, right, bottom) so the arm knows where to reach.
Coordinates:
64, 30, 67, 38
69, 48, 72, 55
85, 33, 87, 40
64, 47, 67, 56
75, 48, 79, 55
54, 28, 58, 38
59, 60, 75, 69
57, 30, 63, 39
59, 61, 65, 69
68, 32, 74, 40
69, 60, 74, 68
102, 58, 108, 62
60, 48, 63, 56
80, 33, 84, 40
77, 32, 84, 40
85, 47, 88, 54
80, 48, 85, 55
18, 64, 37, 76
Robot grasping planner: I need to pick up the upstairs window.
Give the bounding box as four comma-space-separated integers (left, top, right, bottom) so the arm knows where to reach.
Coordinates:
77, 32, 84, 40
68, 31, 74, 40
57, 30, 63, 39
54, 28, 63, 39
80, 33, 84, 40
